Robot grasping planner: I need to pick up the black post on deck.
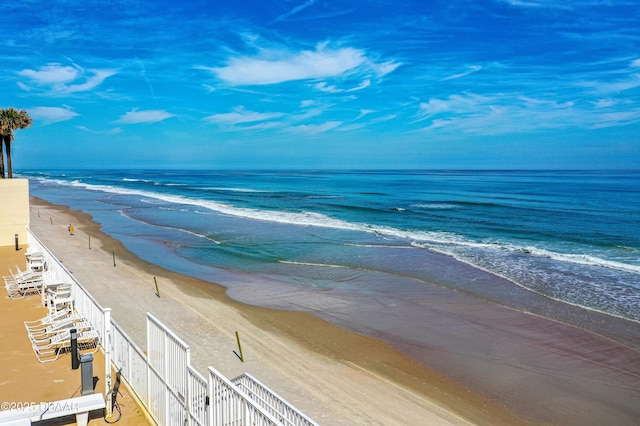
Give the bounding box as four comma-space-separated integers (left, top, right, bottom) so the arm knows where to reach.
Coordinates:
70, 328, 79, 370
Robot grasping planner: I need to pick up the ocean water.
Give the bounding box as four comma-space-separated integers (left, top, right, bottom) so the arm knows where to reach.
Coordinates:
19, 169, 640, 326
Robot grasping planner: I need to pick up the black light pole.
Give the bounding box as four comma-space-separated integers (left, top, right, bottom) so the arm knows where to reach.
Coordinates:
71, 328, 79, 370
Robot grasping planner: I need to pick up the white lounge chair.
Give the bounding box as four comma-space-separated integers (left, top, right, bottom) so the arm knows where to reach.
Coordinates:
29, 318, 91, 343
33, 329, 100, 363
24, 307, 75, 331
3, 266, 42, 283
5, 274, 43, 299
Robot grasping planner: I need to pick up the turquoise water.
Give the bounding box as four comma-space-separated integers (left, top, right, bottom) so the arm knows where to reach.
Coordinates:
20, 169, 640, 322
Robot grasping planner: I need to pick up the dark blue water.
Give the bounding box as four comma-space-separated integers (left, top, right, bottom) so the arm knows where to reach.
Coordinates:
19, 169, 640, 322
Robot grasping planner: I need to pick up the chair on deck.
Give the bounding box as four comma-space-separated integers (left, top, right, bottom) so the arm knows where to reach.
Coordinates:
28, 317, 90, 343
24, 307, 76, 332
26, 252, 45, 272
32, 328, 100, 363
3, 266, 42, 286
5, 273, 43, 299
46, 284, 74, 313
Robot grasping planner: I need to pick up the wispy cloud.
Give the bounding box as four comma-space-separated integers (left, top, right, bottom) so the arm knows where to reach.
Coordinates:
208, 43, 400, 86
64, 69, 116, 93
578, 73, 640, 94
315, 82, 341, 93
315, 79, 371, 93
117, 109, 175, 124
204, 107, 284, 125
415, 89, 640, 135
355, 109, 375, 120
136, 57, 156, 98
415, 93, 494, 122
288, 121, 342, 135
77, 126, 122, 135
370, 114, 397, 124
18, 62, 116, 95
442, 65, 482, 81
29, 106, 79, 124
346, 80, 371, 92
19, 64, 78, 84
272, 0, 318, 23
501, 0, 545, 7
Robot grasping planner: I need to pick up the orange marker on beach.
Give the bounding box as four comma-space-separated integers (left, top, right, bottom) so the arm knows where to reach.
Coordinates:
68, 224, 74, 235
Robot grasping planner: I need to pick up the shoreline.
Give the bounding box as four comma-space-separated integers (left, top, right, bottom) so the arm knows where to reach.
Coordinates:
28, 196, 640, 425
28, 196, 517, 425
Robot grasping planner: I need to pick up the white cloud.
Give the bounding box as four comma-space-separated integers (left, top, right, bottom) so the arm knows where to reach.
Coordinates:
290, 107, 325, 121
209, 44, 399, 86
29, 106, 79, 124
592, 99, 616, 108
273, 0, 318, 23
315, 82, 341, 93
18, 63, 116, 94
315, 79, 370, 93
77, 126, 122, 135
442, 65, 482, 81
347, 79, 371, 92
369, 60, 401, 77
204, 107, 284, 125
370, 114, 397, 123
415, 90, 640, 135
589, 109, 640, 129
500, 0, 553, 7
289, 121, 342, 135
416, 93, 493, 121
117, 109, 174, 124
65, 69, 116, 93
202, 84, 216, 93
580, 73, 640, 94
19, 63, 78, 84
355, 109, 375, 120
16, 82, 31, 91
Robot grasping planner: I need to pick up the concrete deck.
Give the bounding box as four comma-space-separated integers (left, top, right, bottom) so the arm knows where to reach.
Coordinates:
0, 245, 151, 425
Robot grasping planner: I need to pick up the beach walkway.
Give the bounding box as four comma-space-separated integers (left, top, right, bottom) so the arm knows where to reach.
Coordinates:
0, 245, 151, 425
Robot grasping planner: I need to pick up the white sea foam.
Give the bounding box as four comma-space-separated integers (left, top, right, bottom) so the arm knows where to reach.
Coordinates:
344, 243, 415, 249
411, 203, 459, 209
49, 178, 640, 276
279, 260, 348, 268
122, 178, 153, 183
203, 187, 267, 193
519, 246, 640, 274
119, 209, 221, 244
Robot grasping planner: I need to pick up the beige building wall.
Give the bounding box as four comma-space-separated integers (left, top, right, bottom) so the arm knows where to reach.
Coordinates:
0, 179, 30, 248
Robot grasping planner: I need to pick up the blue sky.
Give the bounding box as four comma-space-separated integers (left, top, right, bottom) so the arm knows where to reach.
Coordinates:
2, 0, 639, 170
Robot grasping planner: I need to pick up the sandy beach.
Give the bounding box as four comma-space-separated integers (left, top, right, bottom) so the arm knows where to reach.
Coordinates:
27, 196, 640, 425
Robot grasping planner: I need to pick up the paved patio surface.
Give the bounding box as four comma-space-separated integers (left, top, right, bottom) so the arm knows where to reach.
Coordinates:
0, 245, 151, 425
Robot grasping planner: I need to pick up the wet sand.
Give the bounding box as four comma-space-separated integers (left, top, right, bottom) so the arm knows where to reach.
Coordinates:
28, 196, 640, 425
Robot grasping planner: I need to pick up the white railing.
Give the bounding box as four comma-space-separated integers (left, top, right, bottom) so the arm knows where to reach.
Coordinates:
232, 373, 318, 426
209, 366, 282, 426
188, 365, 209, 426
26, 231, 106, 347
110, 320, 149, 408
147, 312, 191, 426
26, 229, 317, 426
